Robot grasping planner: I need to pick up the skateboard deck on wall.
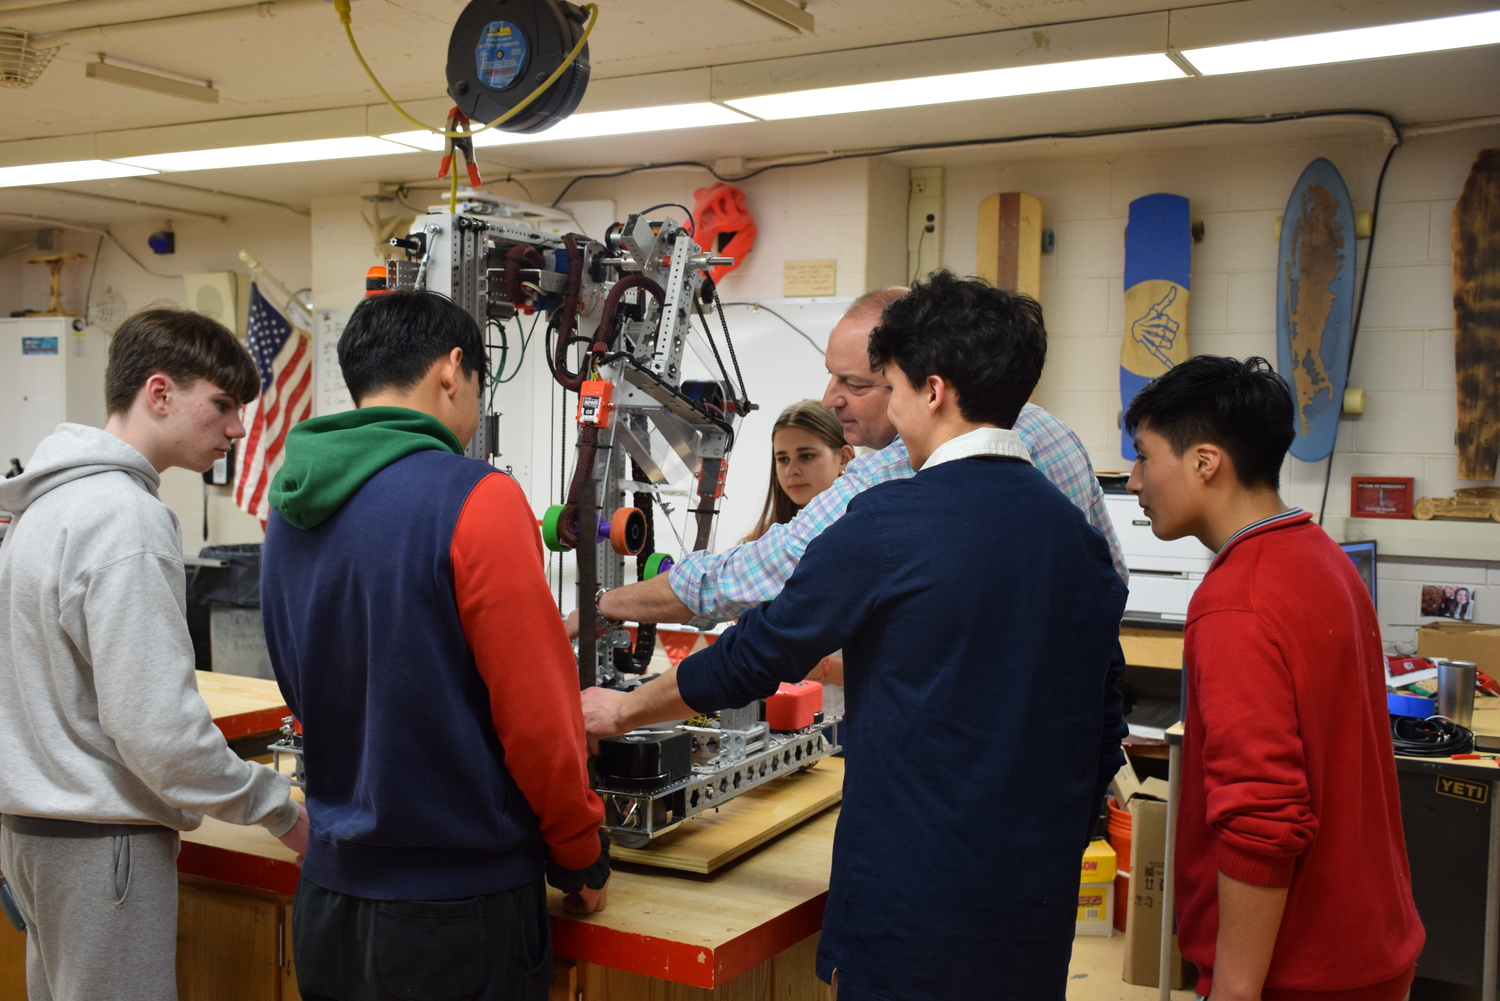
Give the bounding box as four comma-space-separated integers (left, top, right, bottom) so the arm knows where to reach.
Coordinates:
1120, 193, 1191, 460
977, 192, 1042, 300
1453, 148, 1500, 481
1276, 158, 1356, 464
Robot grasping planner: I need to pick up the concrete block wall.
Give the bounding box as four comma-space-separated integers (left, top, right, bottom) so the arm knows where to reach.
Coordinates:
0, 214, 310, 548
4, 123, 1496, 643
537, 157, 889, 303
940, 122, 1500, 646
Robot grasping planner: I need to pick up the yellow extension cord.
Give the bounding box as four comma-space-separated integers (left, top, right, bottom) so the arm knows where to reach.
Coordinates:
333, 0, 599, 210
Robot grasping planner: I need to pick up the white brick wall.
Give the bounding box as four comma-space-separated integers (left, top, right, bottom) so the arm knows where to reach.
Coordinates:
943, 122, 1500, 646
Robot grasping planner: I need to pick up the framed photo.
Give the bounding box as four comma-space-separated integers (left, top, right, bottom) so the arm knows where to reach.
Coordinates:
1351, 477, 1414, 520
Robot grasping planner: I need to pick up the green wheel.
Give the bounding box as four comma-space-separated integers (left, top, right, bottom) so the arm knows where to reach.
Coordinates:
642, 552, 674, 579
542, 505, 567, 552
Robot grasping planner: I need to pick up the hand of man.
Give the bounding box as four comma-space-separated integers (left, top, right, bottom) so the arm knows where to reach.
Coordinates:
276, 802, 310, 863
581, 686, 634, 738
564, 609, 580, 641
563, 878, 610, 915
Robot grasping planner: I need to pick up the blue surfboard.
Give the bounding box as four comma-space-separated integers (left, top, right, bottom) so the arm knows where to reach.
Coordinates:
1120, 194, 1192, 460
1277, 158, 1356, 463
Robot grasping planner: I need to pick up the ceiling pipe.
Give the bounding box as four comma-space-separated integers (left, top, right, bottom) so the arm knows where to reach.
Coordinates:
25, 0, 332, 47
0, 0, 108, 14
27, 184, 228, 221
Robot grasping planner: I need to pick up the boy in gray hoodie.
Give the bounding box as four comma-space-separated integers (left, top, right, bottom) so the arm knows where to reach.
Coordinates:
0, 308, 307, 1001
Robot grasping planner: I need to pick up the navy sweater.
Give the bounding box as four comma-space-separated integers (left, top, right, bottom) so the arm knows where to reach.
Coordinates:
678, 455, 1127, 1001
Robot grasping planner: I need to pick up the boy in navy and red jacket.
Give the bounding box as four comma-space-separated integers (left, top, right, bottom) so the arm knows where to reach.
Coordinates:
261, 291, 607, 1001
1125, 355, 1422, 1001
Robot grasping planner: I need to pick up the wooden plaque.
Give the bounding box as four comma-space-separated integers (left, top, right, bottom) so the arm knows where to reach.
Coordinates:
1453, 148, 1500, 480
782, 259, 837, 297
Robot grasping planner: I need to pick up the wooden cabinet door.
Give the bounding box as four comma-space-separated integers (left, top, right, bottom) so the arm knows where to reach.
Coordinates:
177, 881, 285, 1001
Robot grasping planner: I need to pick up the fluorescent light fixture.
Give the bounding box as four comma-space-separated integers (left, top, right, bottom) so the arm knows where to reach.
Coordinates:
722, 52, 1186, 121
0, 159, 156, 188
86, 60, 219, 104
383, 102, 754, 151
110, 136, 425, 172
1181, 9, 1500, 75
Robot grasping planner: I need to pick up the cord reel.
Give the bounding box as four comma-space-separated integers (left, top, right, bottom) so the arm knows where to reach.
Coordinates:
447, 0, 592, 134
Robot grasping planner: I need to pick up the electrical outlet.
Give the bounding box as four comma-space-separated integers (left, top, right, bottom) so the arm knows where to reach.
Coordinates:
907, 167, 945, 282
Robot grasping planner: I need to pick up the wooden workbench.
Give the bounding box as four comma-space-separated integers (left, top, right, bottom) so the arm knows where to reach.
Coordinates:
1119, 626, 1185, 670
196, 670, 291, 743
173, 763, 842, 999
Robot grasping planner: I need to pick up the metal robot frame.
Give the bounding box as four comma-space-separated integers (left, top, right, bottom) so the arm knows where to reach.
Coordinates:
277, 191, 840, 847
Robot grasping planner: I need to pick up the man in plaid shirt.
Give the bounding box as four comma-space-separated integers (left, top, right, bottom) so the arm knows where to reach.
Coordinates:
595, 287, 1126, 630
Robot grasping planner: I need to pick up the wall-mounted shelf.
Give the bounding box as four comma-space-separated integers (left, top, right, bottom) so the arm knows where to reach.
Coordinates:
1331, 517, 1500, 563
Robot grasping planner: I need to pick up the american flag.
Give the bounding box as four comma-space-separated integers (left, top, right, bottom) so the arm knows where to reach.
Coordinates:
234, 284, 312, 523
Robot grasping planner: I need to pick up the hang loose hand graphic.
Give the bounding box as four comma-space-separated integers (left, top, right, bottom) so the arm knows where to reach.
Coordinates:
1130, 285, 1180, 368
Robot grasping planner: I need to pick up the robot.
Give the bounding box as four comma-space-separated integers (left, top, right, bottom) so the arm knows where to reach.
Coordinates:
278, 191, 841, 847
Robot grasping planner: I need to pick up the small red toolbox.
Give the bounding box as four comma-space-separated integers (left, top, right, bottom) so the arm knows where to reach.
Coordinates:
764, 681, 823, 731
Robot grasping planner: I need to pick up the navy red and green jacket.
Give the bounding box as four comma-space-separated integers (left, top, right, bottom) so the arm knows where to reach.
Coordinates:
261, 407, 603, 900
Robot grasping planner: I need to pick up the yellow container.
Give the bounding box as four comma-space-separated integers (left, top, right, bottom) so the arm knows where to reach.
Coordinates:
1081, 838, 1117, 884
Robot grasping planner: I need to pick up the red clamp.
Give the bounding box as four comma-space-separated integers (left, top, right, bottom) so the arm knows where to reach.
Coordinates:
438, 108, 483, 188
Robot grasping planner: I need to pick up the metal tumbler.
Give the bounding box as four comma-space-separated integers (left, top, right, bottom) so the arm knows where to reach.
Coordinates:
1436, 660, 1477, 728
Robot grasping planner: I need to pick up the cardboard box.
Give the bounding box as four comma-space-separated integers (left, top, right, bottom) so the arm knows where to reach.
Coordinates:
1417, 622, 1500, 676
1077, 882, 1114, 936
1121, 798, 1193, 990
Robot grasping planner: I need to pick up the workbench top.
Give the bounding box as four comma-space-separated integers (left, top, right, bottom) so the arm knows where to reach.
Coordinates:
197, 670, 289, 741
178, 760, 842, 990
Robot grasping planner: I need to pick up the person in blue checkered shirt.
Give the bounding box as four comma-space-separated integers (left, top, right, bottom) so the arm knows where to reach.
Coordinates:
590, 285, 1126, 632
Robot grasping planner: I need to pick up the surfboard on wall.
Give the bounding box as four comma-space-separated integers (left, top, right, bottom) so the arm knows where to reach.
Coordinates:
977, 192, 1042, 300
1120, 193, 1191, 460
1453, 148, 1500, 481
1276, 158, 1356, 464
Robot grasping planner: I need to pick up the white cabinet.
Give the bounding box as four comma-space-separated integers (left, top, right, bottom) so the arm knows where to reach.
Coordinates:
0, 317, 108, 474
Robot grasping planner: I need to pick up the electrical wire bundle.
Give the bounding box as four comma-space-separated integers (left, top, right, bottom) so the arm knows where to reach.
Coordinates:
1390, 715, 1474, 757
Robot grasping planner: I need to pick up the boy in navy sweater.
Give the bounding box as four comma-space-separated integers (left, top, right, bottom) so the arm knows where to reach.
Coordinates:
1125, 356, 1421, 1001
583, 271, 1127, 1001
261, 292, 608, 1001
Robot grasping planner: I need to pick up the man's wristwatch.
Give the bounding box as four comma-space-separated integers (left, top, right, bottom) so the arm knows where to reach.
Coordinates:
594, 587, 621, 630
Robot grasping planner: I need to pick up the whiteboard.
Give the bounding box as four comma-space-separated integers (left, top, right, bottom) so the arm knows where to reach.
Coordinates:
491, 298, 854, 613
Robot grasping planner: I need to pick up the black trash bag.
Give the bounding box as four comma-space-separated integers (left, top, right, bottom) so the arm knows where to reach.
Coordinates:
188, 544, 263, 608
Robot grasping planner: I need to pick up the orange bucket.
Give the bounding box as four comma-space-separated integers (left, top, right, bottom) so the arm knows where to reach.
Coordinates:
1107, 798, 1132, 932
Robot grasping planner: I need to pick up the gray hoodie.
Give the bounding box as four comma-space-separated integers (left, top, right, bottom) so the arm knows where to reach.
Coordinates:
0, 423, 297, 834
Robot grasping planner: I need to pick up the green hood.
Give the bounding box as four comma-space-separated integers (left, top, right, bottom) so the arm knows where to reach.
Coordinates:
270, 407, 463, 529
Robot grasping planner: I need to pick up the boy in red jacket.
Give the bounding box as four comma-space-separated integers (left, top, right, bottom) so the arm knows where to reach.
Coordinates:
1125, 355, 1423, 1001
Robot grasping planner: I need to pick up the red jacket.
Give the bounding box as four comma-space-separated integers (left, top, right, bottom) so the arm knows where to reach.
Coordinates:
1177, 510, 1423, 1000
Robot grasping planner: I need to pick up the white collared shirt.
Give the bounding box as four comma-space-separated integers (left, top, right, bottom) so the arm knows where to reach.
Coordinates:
919, 425, 1033, 471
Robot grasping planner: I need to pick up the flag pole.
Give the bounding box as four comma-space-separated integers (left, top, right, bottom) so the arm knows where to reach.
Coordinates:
238, 250, 312, 328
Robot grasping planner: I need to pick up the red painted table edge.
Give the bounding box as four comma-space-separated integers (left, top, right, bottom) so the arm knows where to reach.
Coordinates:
177, 839, 301, 896
549, 891, 827, 989
176, 838, 828, 990
211, 706, 289, 742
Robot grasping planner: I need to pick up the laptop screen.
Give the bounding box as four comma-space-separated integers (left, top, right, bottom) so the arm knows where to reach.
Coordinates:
1340, 539, 1378, 608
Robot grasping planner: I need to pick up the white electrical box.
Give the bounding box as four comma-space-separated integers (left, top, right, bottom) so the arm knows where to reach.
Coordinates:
1103, 492, 1214, 623
0, 317, 109, 476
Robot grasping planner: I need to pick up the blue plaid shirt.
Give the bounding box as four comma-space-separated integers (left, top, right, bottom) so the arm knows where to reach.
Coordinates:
670, 403, 1127, 626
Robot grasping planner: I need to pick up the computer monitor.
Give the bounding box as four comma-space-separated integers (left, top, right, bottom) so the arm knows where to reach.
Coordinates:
1340, 539, 1378, 607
